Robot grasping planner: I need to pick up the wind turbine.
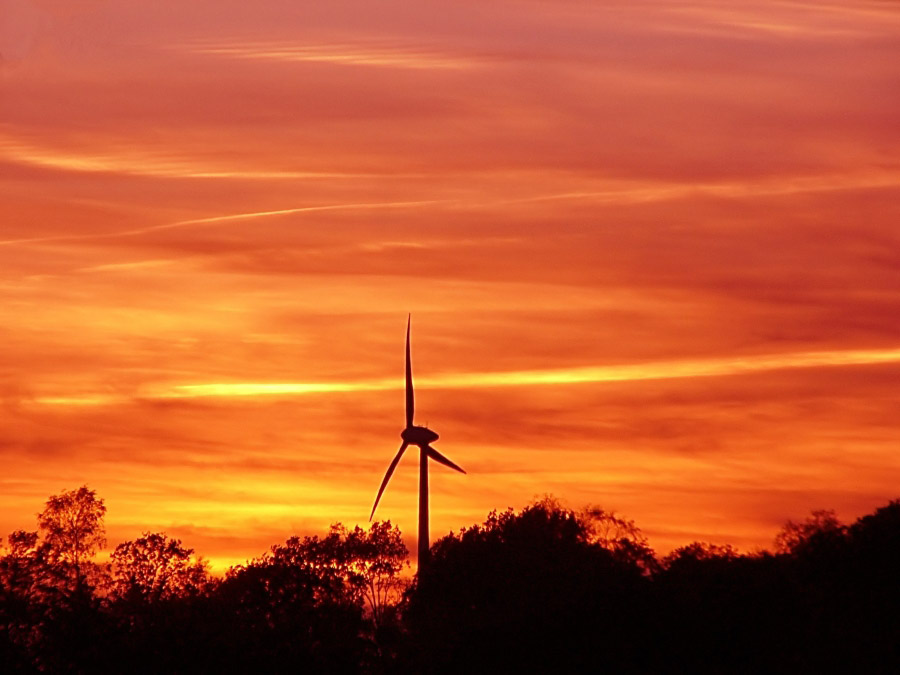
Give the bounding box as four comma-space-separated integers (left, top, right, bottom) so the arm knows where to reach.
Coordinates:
370, 316, 466, 567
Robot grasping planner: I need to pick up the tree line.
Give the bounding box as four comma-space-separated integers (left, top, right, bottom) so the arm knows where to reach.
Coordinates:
3, 487, 900, 673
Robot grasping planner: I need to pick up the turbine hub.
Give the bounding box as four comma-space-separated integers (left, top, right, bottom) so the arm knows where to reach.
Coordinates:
402, 425, 439, 446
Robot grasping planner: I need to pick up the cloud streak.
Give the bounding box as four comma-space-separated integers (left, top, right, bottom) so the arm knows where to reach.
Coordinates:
0, 136, 371, 179
25, 346, 900, 407
182, 41, 480, 69
0, 200, 448, 247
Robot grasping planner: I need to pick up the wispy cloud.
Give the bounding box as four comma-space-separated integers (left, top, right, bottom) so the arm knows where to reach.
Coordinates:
0, 200, 448, 248
182, 41, 479, 70
28, 346, 900, 406
31, 394, 126, 407
153, 200, 448, 231
77, 259, 176, 273
661, 3, 900, 40
4, 168, 896, 250
494, 170, 900, 208
0, 135, 398, 180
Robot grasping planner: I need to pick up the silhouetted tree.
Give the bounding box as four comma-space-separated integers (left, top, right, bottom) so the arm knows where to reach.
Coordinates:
37, 486, 106, 595
339, 521, 409, 629
200, 522, 405, 674
0, 530, 43, 598
96, 533, 211, 673
403, 498, 651, 673
787, 502, 900, 671
655, 542, 804, 674
662, 541, 738, 569
845, 501, 900, 666
9, 485, 900, 673
775, 509, 846, 555
108, 532, 209, 606
0, 530, 47, 672
1, 488, 113, 673
338, 521, 409, 670
584, 505, 659, 574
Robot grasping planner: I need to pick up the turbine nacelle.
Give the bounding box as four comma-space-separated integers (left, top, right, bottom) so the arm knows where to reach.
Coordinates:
402, 425, 439, 446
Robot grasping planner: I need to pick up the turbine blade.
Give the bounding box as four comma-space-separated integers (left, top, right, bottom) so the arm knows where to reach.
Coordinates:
370, 441, 409, 521
426, 445, 466, 474
406, 314, 414, 428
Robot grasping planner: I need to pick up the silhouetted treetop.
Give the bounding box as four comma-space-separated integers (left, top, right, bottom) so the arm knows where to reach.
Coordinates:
108, 532, 210, 605
662, 541, 739, 570
6, 487, 900, 673
37, 485, 106, 595
584, 505, 659, 574
405, 498, 653, 673
775, 508, 846, 555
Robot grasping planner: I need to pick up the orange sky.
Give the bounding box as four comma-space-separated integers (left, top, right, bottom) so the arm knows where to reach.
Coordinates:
2, 0, 899, 571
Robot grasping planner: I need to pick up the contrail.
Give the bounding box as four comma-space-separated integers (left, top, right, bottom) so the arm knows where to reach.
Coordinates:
0, 200, 450, 248
491, 170, 900, 208
132, 200, 449, 233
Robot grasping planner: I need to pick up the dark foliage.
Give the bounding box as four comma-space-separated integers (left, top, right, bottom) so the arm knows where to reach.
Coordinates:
5, 489, 900, 673
1, 488, 408, 674
402, 498, 900, 674
403, 498, 651, 673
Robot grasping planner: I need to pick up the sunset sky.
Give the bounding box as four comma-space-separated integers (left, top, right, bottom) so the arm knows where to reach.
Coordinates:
2, 0, 899, 571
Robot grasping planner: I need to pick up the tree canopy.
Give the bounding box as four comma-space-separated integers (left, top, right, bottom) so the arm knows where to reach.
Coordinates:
37, 485, 106, 595
4, 489, 900, 673
108, 532, 209, 605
